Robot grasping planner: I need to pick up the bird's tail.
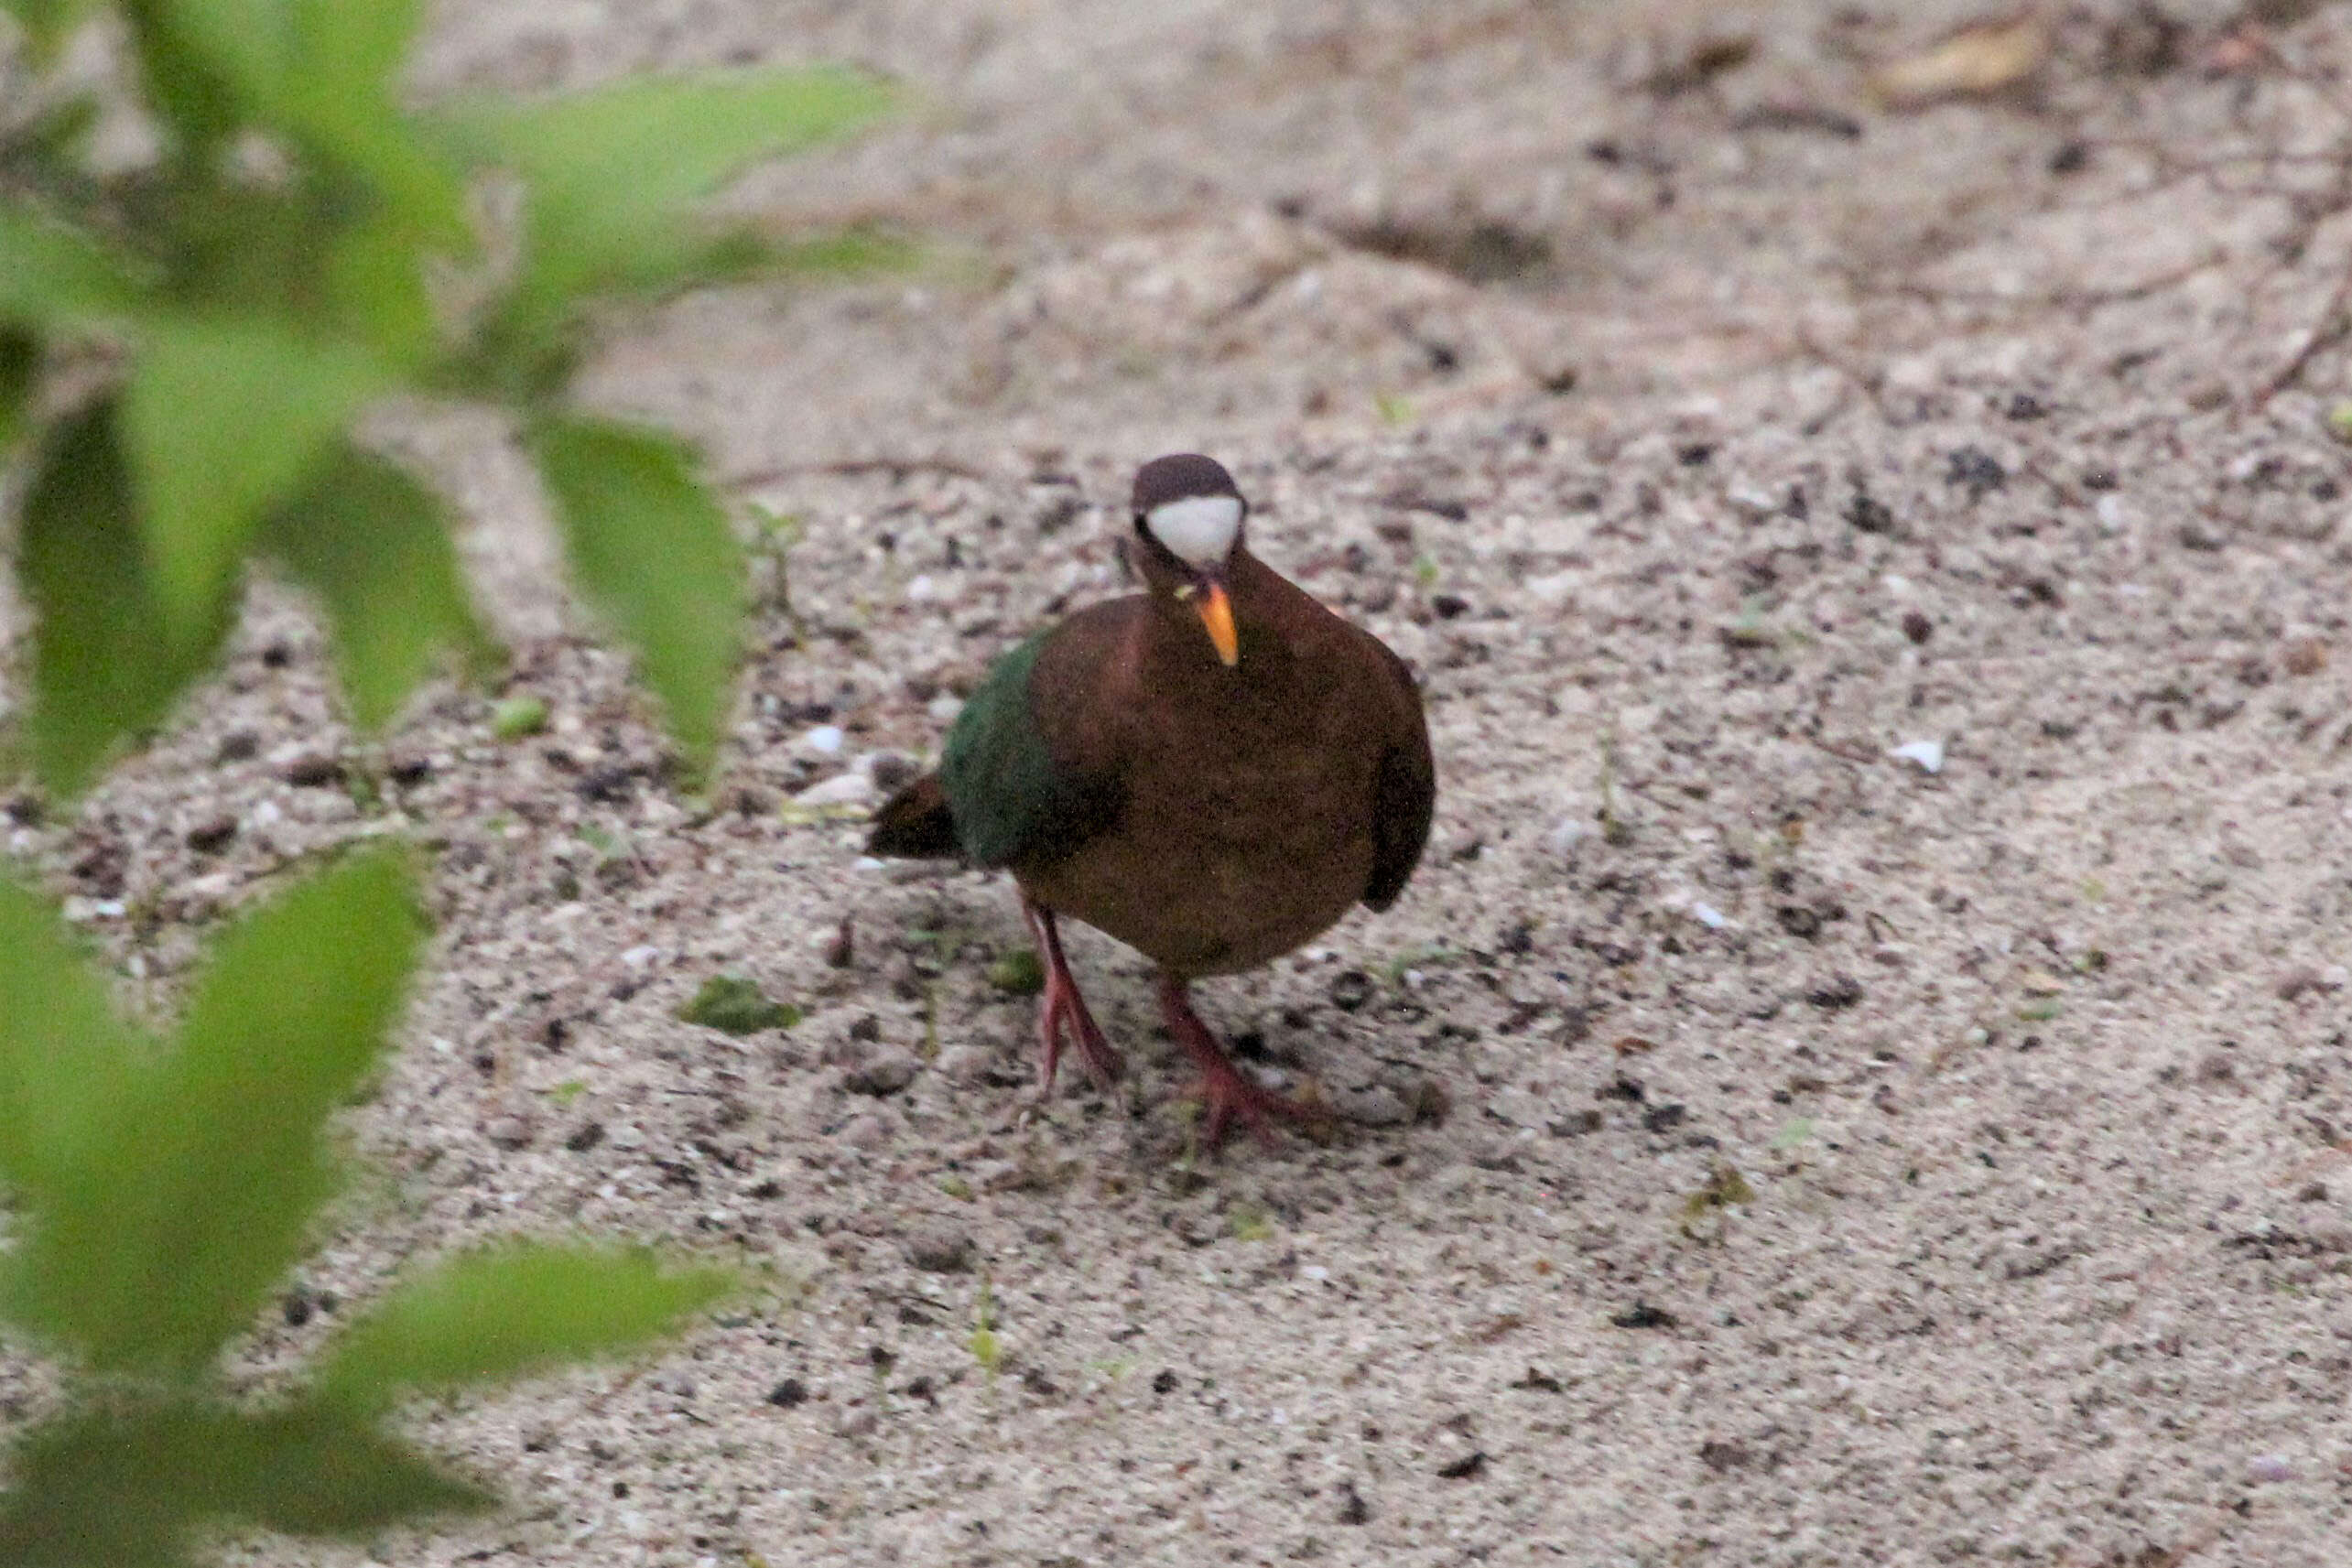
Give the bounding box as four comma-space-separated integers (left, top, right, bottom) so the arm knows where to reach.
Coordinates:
866, 773, 961, 859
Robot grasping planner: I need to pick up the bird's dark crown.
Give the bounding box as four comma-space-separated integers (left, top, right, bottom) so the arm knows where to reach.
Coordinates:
1131, 453, 1243, 514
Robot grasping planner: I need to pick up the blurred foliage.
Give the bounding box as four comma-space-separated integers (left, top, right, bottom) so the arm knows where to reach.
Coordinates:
1, 0, 899, 793
0, 850, 742, 1564
0, 0, 894, 1558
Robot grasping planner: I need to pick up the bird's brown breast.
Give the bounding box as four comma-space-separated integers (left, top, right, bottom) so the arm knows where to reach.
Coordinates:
1014, 570, 1405, 977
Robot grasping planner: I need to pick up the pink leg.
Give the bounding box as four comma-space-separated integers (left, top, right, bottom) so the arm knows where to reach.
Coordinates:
1023, 899, 1123, 1092
1155, 974, 1323, 1149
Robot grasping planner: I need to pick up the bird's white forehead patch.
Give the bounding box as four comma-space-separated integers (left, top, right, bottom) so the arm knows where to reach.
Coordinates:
1144, 494, 1242, 566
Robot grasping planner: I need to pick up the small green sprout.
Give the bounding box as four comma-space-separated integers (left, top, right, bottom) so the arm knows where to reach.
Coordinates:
968, 1274, 1003, 1384
677, 975, 801, 1035
492, 696, 549, 741
987, 948, 1046, 996
1679, 1162, 1755, 1240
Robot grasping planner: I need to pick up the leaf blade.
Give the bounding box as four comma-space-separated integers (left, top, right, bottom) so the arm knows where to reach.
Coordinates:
0, 879, 152, 1218
433, 65, 893, 309
121, 317, 387, 645
16, 401, 229, 797
530, 416, 743, 779
0, 206, 149, 324
5, 849, 424, 1373
317, 1241, 742, 1411
260, 445, 497, 729
0, 1397, 493, 1566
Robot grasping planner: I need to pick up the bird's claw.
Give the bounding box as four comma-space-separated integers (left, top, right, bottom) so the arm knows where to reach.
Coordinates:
1036, 966, 1124, 1092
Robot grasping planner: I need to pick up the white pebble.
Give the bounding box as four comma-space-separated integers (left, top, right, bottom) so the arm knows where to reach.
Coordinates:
620, 944, 661, 968
1693, 903, 1727, 929
2247, 1454, 2292, 1485
1524, 570, 1579, 608
905, 574, 938, 601
927, 695, 965, 724
1545, 816, 1596, 856
801, 725, 846, 755
1890, 740, 1945, 774
796, 772, 877, 807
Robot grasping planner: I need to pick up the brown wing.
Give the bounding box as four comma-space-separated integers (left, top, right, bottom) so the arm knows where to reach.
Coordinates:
1361, 635, 1434, 912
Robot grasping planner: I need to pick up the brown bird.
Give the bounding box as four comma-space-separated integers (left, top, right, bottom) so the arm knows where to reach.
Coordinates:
868, 454, 1435, 1144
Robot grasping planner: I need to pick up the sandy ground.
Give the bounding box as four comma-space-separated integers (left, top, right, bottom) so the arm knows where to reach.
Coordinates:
8, 1, 2352, 1564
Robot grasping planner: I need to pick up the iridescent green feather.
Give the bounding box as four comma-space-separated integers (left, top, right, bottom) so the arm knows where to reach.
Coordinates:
939, 631, 1062, 867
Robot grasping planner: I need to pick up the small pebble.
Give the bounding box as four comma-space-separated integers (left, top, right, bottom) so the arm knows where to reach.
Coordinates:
1336, 1086, 1411, 1127
484, 1115, 534, 1150
1692, 903, 1727, 929
1545, 816, 1595, 856
838, 1113, 893, 1149
1890, 740, 1944, 774
796, 771, 877, 807
936, 1044, 999, 1085
2247, 1454, 2292, 1485
843, 1047, 920, 1097
903, 1223, 977, 1273
280, 752, 345, 788
802, 725, 847, 755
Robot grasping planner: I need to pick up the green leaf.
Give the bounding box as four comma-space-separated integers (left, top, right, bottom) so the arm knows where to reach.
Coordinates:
529, 416, 743, 778
0, 879, 152, 1211
122, 317, 387, 646
590, 224, 916, 306
16, 401, 230, 797
260, 445, 496, 730
0, 326, 34, 450
0, 206, 148, 324
316, 1242, 740, 1412
432, 65, 893, 310
0, 0, 103, 59
490, 693, 549, 740
147, 0, 461, 243
1, 849, 423, 1374
0, 1397, 493, 1566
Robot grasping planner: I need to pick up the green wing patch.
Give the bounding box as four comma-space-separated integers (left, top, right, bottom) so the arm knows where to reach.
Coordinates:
939, 631, 1118, 868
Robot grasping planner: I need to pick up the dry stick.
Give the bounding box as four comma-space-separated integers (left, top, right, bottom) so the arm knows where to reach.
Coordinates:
2249, 261, 2352, 410
2243, 29, 2352, 410
728, 457, 991, 489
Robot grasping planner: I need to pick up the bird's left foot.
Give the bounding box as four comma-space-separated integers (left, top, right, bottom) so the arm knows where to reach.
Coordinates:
1156, 975, 1328, 1150
1024, 899, 1125, 1091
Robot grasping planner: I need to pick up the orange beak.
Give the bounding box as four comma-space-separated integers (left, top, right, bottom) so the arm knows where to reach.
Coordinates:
1196, 579, 1239, 666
